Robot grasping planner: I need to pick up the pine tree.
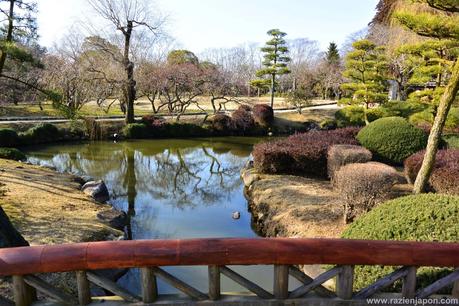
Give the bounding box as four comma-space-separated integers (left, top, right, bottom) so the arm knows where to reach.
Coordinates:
326, 42, 340, 66
340, 39, 388, 124
394, 1, 459, 193
252, 29, 291, 108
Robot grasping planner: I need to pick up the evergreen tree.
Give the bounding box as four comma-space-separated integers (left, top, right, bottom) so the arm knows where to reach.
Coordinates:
325, 42, 340, 66
340, 39, 388, 124
394, 1, 459, 193
252, 29, 291, 108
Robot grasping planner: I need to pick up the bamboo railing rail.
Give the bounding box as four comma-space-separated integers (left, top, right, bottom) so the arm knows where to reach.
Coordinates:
1, 238, 459, 305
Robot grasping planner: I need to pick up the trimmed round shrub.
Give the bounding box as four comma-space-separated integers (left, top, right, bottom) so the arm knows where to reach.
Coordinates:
405, 149, 459, 194
211, 114, 233, 133
253, 104, 274, 127
141, 115, 166, 128
232, 105, 255, 133
343, 194, 459, 291
327, 145, 372, 180
334, 162, 401, 223
0, 148, 26, 161
0, 129, 19, 147
357, 117, 428, 164
253, 127, 360, 177
20, 123, 60, 145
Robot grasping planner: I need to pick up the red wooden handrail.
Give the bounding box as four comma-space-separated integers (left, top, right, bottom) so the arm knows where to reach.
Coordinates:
1, 238, 458, 276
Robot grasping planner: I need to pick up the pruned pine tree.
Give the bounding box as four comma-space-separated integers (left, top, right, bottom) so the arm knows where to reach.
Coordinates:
394, 0, 459, 193
340, 39, 388, 125
252, 29, 291, 108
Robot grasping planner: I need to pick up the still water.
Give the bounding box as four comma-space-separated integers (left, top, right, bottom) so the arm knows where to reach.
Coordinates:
25, 137, 299, 295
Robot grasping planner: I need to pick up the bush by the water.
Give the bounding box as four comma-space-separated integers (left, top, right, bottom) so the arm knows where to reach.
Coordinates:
253, 104, 274, 127
253, 127, 360, 177
327, 145, 372, 180
0, 148, 26, 161
404, 149, 459, 194
342, 194, 459, 291
211, 114, 233, 133
357, 117, 428, 164
0, 129, 20, 147
124, 121, 213, 139
231, 105, 255, 133
334, 162, 401, 223
20, 123, 60, 145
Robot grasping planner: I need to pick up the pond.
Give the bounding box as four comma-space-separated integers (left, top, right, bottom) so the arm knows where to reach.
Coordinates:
25, 137, 300, 296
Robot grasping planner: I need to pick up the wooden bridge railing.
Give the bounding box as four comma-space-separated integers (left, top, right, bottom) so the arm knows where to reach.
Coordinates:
1, 238, 459, 305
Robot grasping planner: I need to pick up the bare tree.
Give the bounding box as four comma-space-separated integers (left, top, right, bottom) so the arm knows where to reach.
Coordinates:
87, 0, 165, 123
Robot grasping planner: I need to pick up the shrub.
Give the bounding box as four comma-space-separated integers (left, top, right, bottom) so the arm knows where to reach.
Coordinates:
405, 149, 459, 194
342, 194, 459, 291
232, 105, 255, 133
443, 134, 459, 149
334, 162, 401, 223
0, 148, 26, 161
211, 114, 233, 133
319, 118, 337, 130
357, 117, 428, 164
141, 115, 166, 128
381, 101, 427, 118
253, 104, 274, 127
335, 106, 366, 127
20, 123, 60, 145
0, 129, 19, 147
253, 127, 360, 177
123, 123, 149, 139
327, 145, 372, 180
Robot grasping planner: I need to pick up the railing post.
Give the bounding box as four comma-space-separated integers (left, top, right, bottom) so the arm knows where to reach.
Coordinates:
208, 265, 221, 300
336, 265, 354, 300
274, 265, 289, 299
76, 271, 92, 305
141, 267, 158, 303
12, 275, 36, 306
402, 267, 417, 298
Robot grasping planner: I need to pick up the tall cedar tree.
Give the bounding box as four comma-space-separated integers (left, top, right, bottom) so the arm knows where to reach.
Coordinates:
253, 29, 291, 108
326, 42, 340, 66
395, 1, 459, 193
340, 39, 388, 125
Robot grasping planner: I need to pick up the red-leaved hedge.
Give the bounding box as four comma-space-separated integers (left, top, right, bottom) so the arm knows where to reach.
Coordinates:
232, 105, 255, 132
404, 149, 459, 195
253, 104, 274, 127
253, 127, 360, 177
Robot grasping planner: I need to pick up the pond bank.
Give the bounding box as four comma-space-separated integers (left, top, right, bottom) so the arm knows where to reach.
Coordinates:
0, 158, 124, 299
241, 164, 345, 239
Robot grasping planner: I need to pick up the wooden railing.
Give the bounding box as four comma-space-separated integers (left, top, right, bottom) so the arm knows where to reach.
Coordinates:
1, 238, 459, 305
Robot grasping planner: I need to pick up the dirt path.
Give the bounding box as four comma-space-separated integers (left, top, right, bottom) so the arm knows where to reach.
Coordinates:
0, 159, 122, 245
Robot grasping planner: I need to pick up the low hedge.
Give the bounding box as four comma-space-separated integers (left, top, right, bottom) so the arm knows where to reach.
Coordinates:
124, 122, 214, 139
0, 148, 26, 161
19, 123, 61, 145
0, 129, 20, 147
357, 117, 428, 164
343, 194, 459, 291
253, 104, 274, 127
404, 149, 459, 194
327, 145, 372, 180
253, 127, 360, 177
232, 105, 255, 133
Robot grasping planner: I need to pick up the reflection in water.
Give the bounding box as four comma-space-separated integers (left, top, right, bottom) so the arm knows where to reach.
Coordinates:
26, 137, 299, 294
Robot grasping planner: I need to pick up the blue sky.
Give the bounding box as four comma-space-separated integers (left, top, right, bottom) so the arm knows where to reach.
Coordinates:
37, 0, 379, 52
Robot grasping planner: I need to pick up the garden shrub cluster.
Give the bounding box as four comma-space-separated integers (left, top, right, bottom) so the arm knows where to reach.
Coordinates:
0, 129, 20, 147
252, 104, 274, 127
409, 107, 459, 131
327, 145, 372, 180
211, 114, 233, 132
231, 105, 255, 133
357, 117, 428, 164
0, 148, 26, 161
404, 149, 459, 195
124, 121, 213, 139
342, 194, 459, 291
334, 162, 401, 223
19, 123, 61, 145
252, 127, 360, 177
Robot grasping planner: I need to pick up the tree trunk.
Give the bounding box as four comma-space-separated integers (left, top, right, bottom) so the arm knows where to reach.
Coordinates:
124, 21, 136, 124
0, 0, 15, 76
0, 206, 29, 248
413, 59, 459, 194
270, 74, 275, 109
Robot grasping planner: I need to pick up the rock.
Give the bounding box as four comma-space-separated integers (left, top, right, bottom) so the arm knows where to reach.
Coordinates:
82, 180, 109, 203
0, 206, 29, 248
97, 209, 128, 231
232, 211, 241, 220
241, 168, 260, 187
73, 175, 93, 186
303, 122, 320, 132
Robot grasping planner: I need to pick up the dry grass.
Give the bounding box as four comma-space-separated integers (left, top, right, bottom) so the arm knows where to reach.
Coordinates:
0, 159, 122, 245
275, 107, 336, 124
